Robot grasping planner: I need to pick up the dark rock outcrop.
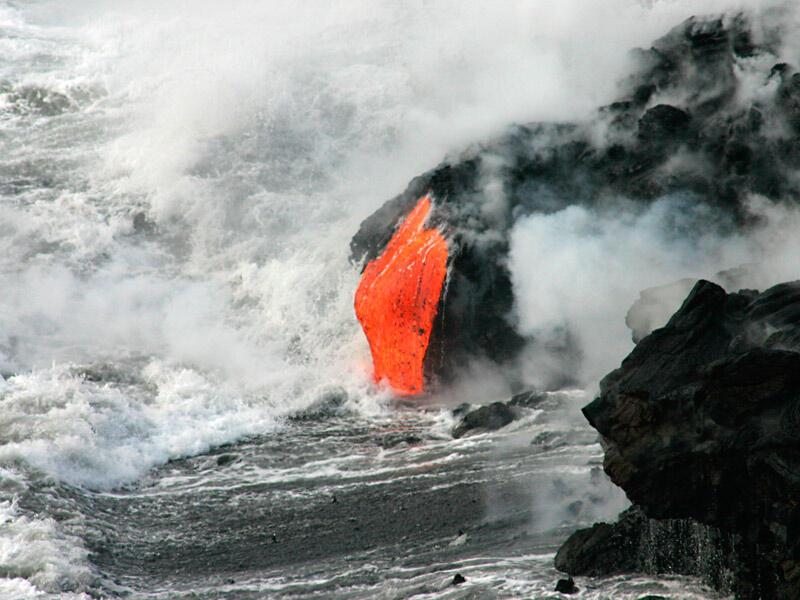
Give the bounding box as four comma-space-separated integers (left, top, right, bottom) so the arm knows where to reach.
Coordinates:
451, 573, 466, 586
625, 266, 756, 344
451, 389, 548, 438
625, 278, 698, 344
554, 576, 578, 594
452, 401, 515, 438
556, 506, 644, 577
351, 11, 800, 387
556, 506, 735, 592
576, 279, 800, 599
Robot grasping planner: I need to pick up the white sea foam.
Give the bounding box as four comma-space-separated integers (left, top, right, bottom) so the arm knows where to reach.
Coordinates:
0, 500, 93, 597
0, 362, 288, 489
0, 0, 790, 500
0, 2, 794, 594
0, 4, 768, 600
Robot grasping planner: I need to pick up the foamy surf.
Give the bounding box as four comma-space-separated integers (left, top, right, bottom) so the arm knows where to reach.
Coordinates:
2, 0, 791, 597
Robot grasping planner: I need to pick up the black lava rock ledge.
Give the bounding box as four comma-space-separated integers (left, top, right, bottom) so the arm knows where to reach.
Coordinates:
351, 10, 800, 387
557, 278, 800, 599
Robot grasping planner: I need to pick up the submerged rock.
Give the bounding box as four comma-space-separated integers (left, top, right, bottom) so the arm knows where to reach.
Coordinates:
375, 432, 422, 449
351, 11, 800, 390
215, 454, 237, 467
132, 211, 157, 235
6, 85, 73, 115
577, 279, 800, 598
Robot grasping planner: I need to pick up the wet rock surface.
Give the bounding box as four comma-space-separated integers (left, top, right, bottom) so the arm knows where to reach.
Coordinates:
554, 576, 578, 594
574, 279, 800, 599
556, 507, 643, 577
452, 402, 515, 439
555, 506, 735, 591
351, 12, 800, 386
451, 389, 548, 438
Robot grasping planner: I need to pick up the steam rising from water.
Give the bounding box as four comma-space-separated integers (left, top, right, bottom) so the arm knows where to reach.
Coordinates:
0, 0, 796, 483
2, 1, 798, 595
508, 197, 743, 387
509, 196, 800, 389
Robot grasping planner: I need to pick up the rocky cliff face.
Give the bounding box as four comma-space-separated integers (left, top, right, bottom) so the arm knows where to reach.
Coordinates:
351, 11, 800, 386
568, 279, 800, 599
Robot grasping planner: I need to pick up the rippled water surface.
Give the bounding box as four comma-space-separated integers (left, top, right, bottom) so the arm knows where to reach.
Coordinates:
0, 2, 754, 597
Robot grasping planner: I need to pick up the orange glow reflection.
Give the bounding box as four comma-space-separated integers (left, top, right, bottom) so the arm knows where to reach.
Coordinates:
355, 195, 448, 395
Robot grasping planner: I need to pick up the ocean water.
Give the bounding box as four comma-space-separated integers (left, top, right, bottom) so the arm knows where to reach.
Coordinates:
0, 1, 790, 597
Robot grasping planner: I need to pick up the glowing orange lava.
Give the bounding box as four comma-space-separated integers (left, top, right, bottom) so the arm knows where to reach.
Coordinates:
355, 195, 448, 395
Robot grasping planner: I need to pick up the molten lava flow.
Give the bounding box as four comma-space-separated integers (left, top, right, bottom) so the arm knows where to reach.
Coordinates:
355, 195, 448, 395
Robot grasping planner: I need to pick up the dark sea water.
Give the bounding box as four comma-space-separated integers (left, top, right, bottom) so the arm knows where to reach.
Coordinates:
8, 391, 725, 599
4, 1, 794, 597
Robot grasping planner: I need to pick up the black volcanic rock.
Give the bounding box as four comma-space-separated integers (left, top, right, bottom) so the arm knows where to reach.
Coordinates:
351, 12, 800, 386
579, 279, 800, 599
554, 577, 578, 594
450, 389, 549, 438
555, 507, 643, 577
637, 104, 691, 145
555, 506, 735, 591
625, 278, 698, 344
451, 573, 466, 586
452, 402, 515, 439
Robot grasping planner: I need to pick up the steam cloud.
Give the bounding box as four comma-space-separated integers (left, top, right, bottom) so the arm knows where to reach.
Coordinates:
0, 0, 798, 491
3, 0, 794, 398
